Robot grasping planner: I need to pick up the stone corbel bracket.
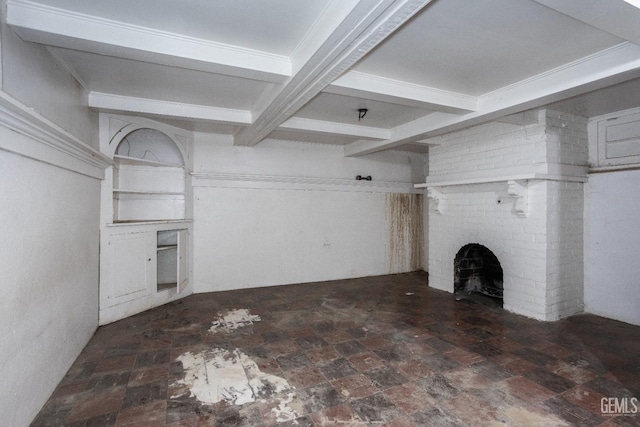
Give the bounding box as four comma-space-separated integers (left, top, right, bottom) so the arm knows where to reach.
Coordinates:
507, 179, 528, 217
427, 187, 443, 214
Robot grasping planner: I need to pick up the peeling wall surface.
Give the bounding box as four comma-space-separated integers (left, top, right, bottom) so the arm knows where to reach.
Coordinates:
386, 193, 423, 273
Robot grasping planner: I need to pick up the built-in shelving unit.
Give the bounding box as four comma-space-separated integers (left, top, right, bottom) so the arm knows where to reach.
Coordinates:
113, 190, 184, 195
111, 129, 187, 223
113, 154, 182, 168
99, 114, 194, 325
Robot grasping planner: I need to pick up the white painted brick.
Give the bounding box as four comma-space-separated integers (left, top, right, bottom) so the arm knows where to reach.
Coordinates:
428, 109, 586, 320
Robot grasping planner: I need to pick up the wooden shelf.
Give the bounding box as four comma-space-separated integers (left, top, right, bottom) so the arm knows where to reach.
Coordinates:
415, 174, 538, 188
416, 172, 587, 189
109, 219, 193, 226
113, 189, 184, 196
114, 154, 183, 168
157, 245, 177, 251
157, 282, 177, 292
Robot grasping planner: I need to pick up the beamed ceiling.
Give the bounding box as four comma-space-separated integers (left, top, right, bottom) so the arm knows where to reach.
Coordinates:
8, 0, 640, 155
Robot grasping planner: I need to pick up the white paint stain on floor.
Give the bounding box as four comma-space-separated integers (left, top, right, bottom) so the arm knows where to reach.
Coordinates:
272, 392, 300, 423
499, 406, 570, 426
209, 308, 261, 333
173, 347, 301, 422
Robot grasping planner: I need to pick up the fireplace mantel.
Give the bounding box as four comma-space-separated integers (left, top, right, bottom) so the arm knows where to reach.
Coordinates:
415, 165, 587, 218
419, 177, 531, 217
414, 164, 588, 189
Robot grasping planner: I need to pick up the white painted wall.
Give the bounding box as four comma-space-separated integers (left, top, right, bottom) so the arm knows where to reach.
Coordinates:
0, 145, 100, 427
192, 135, 426, 292
193, 135, 423, 182
584, 169, 640, 326
0, 7, 103, 425
0, 0, 98, 147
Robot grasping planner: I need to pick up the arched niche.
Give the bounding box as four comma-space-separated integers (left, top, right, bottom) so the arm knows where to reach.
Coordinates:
113, 127, 185, 167
116, 128, 184, 165
109, 127, 188, 222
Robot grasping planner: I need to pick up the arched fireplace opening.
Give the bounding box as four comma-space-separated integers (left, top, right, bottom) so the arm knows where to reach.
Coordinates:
454, 244, 503, 308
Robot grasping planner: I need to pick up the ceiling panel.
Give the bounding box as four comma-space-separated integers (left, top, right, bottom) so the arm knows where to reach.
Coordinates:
353, 0, 624, 95
33, 0, 329, 55
51, 48, 268, 110
267, 130, 360, 146
295, 93, 434, 129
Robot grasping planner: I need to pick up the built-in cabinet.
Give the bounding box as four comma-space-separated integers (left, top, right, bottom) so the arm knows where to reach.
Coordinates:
99, 115, 193, 325
157, 229, 188, 292
589, 107, 640, 170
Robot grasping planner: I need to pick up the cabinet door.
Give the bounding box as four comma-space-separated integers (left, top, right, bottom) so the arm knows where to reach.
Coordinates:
596, 111, 640, 167
177, 229, 189, 293
101, 232, 152, 308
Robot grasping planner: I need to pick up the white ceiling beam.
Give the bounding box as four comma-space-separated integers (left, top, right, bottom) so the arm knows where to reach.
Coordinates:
326, 71, 477, 114
279, 117, 390, 140
6, 0, 290, 83
345, 42, 640, 156
90, 92, 394, 141
530, 0, 640, 46
344, 112, 457, 156
88, 93, 251, 125
233, 0, 436, 147
290, 0, 361, 75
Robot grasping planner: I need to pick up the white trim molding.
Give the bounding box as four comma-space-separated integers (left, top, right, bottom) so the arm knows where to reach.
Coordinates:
0, 91, 111, 179
192, 172, 421, 194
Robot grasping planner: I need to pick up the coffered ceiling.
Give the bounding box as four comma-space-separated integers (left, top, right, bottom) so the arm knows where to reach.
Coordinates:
7, 0, 640, 155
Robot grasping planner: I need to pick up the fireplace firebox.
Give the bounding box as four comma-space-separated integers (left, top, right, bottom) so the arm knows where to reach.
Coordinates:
454, 244, 503, 307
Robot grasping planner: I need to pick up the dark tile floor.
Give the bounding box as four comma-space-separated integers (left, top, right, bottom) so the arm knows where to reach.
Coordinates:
32, 272, 640, 426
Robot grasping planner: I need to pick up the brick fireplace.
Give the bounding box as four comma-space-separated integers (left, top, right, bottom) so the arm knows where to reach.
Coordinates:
421, 109, 588, 321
